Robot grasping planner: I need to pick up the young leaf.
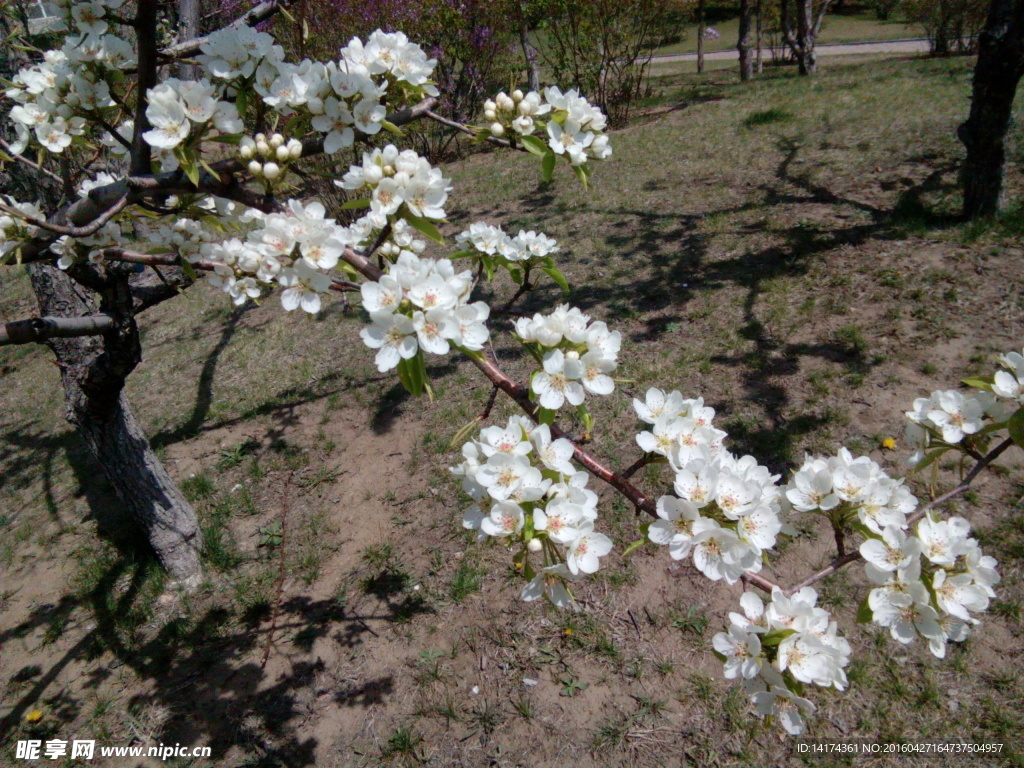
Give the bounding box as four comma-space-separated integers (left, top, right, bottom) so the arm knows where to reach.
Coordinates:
856, 596, 874, 624
519, 134, 548, 157
541, 263, 570, 294
340, 197, 371, 210
403, 213, 445, 244
380, 120, 406, 137
541, 151, 556, 183
621, 538, 647, 558
760, 628, 797, 646
1008, 407, 1024, 449
962, 375, 995, 391
571, 163, 590, 190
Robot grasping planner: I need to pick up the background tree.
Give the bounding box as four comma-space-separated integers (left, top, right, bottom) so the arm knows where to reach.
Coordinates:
903, 0, 989, 54
959, 0, 1024, 218
779, 0, 834, 74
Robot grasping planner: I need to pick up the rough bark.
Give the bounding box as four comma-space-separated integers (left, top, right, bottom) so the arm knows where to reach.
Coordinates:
739, 0, 754, 80
756, 0, 764, 74
697, 0, 706, 74
519, 23, 540, 92
26, 262, 204, 587
796, 0, 817, 74
959, 0, 1024, 219
177, 0, 201, 80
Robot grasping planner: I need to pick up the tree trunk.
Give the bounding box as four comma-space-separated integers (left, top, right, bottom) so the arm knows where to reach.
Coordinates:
519, 23, 540, 92
697, 0, 706, 74
797, 0, 817, 74
177, 0, 201, 80
755, 0, 764, 73
27, 262, 203, 587
739, 0, 754, 81
959, 0, 1024, 219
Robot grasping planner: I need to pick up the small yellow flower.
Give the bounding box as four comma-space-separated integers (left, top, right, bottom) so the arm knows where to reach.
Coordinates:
563, 627, 573, 636
24, 709, 43, 723
881, 438, 897, 451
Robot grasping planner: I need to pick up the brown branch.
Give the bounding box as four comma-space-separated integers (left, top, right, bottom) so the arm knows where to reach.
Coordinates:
0, 137, 63, 183
0, 314, 116, 346
423, 110, 527, 152
0, 197, 128, 239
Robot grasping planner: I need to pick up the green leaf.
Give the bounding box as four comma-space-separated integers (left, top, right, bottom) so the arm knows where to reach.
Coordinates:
541, 151, 556, 183
856, 595, 874, 624
537, 407, 556, 426
180, 260, 198, 282
448, 249, 476, 260
396, 353, 427, 396
235, 88, 248, 118
403, 213, 445, 244
519, 134, 548, 157
206, 133, 244, 145
571, 163, 590, 190
380, 120, 406, 137
712, 650, 728, 663
176, 148, 200, 187
760, 628, 797, 647
340, 198, 371, 210
1008, 407, 1024, 449
541, 263, 570, 294
621, 538, 647, 558
508, 265, 523, 285
962, 375, 995, 392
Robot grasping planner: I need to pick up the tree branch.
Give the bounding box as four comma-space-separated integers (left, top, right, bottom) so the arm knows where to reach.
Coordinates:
0, 314, 116, 346
0, 137, 63, 183
130, 1, 159, 176
159, 0, 293, 62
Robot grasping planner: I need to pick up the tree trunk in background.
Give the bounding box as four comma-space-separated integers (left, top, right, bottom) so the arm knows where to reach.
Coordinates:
738, 0, 754, 80
959, 0, 1024, 218
755, 0, 764, 73
519, 23, 540, 91
796, 0, 818, 74
27, 263, 203, 586
697, 0, 706, 74
177, 0, 201, 80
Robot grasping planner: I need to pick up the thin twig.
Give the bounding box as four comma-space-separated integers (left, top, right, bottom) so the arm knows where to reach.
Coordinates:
0, 137, 62, 183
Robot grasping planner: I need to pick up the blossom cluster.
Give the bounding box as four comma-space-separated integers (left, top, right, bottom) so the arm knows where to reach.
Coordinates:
904, 352, 1023, 466
455, 222, 559, 265
359, 253, 488, 371
483, 87, 612, 166
785, 448, 917, 535
337, 144, 451, 222
0, 199, 45, 259
638, 389, 787, 583
860, 514, 997, 658
5, 0, 135, 157
198, 26, 436, 153
198, 200, 352, 313
239, 133, 304, 184
453, 416, 612, 606
713, 588, 850, 735
514, 306, 621, 410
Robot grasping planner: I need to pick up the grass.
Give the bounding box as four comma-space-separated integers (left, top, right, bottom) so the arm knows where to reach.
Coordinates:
2, 53, 1024, 768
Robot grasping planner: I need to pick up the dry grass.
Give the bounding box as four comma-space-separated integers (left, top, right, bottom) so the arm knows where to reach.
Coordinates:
1, 56, 1023, 767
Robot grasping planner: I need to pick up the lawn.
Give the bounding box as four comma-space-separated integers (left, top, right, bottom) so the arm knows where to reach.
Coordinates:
1, 55, 1023, 767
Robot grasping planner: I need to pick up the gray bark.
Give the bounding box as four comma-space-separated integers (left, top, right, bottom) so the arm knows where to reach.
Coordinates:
26, 262, 203, 587
959, 0, 1024, 218
697, 0, 706, 74
177, 0, 201, 80
520, 23, 540, 92
739, 0, 754, 80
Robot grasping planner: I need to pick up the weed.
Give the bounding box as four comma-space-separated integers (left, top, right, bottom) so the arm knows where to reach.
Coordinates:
743, 108, 791, 127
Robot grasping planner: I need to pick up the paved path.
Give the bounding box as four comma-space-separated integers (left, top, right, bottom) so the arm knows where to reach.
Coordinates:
651, 37, 930, 64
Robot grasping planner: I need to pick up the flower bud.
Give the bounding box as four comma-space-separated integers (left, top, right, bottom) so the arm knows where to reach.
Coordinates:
512, 89, 524, 102
247, 160, 262, 176
527, 538, 542, 553
306, 96, 324, 114
269, 133, 284, 149
364, 165, 383, 185
262, 162, 281, 180
565, 350, 580, 360
254, 133, 266, 143
483, 99, 496, 112
382, 164, 394, 176
276, 145, 290, 162
239, 144, 254, 160
484, 108, 497, 121
490, 122, 505, 137
256, 140, 270, 157
288, 140, 302, 159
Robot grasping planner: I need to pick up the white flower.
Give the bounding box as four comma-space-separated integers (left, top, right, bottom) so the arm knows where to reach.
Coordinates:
530, 424, 575, 476
925, 390, 985, 443
412, 309, 456, 355
932, 570, 989, 622
360, 313, 417, 371
874, 596, 944, 645
566, 522, 613, 575
786, 466, 839, 512
648, 495, 701, 560
713, 625, 762, 679
532, 349, 585, 410
690, 518, 758, 583
859, 525, 921, 572
521, 564, 580, 608
752, 687, 815, 735
278, 260, 332, 314
480, 500, 525, 538
353, 97, 386, 134
312, 97, 355, 153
